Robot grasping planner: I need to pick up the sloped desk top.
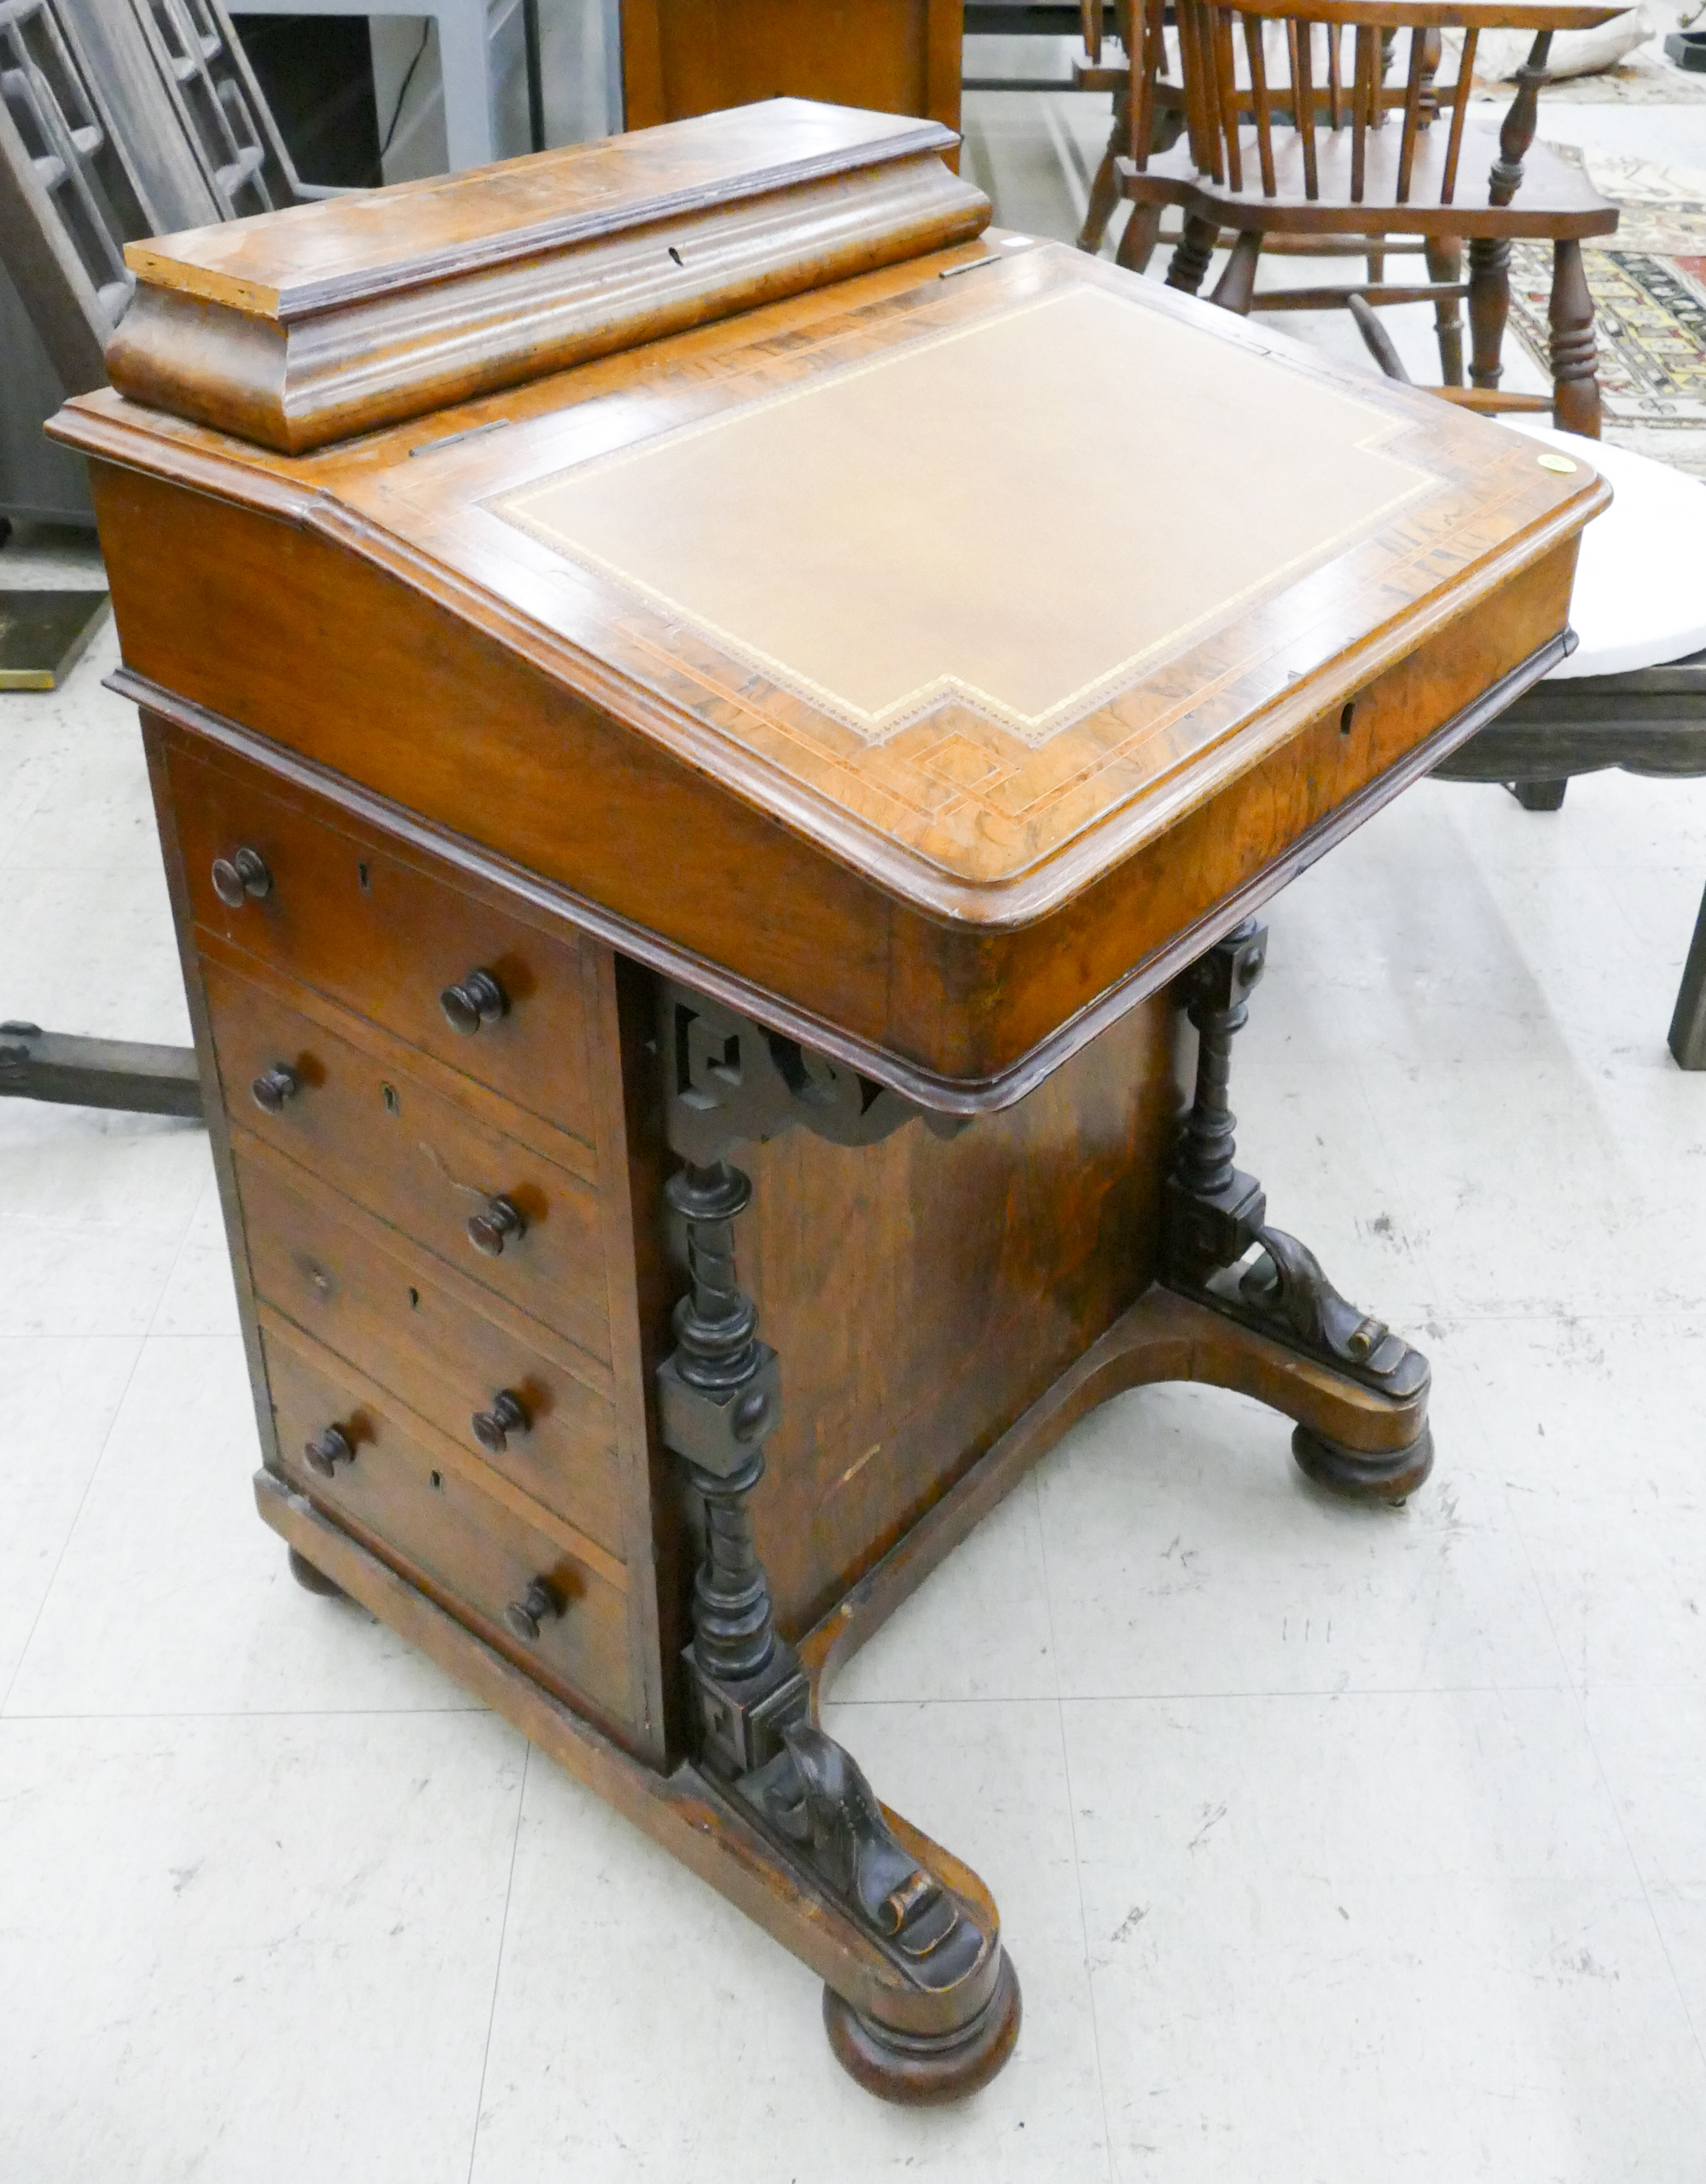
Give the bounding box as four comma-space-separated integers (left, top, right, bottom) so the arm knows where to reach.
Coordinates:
57, 159, 1605, 1103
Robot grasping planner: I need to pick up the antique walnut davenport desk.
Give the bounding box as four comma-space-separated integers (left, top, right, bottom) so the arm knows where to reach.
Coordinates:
53, 99, 1606, 2104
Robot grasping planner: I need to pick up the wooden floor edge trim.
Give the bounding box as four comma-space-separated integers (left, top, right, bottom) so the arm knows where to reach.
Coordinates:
254, 1471, 994, 2032
798, 1281, 1430, 1695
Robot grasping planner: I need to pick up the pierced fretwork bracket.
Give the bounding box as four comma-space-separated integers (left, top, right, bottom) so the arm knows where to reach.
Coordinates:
1162, 921, 1428, 1402
660, 982, 964, 1168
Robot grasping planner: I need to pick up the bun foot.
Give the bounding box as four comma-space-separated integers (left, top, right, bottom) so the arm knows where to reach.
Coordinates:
288, 1545, 345, 1596
1292, 1422, 1434, 1505
822, 1949, 1021, 2106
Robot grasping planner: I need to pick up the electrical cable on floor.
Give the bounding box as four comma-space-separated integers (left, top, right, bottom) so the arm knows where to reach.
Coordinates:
380, 24, 432, 159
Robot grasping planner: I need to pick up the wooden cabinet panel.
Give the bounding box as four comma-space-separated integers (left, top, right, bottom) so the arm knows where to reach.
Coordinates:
167, 735, 600, 1156
620, 0, 962, 136
202, 953, 612, 1361
237, 1138, 627, 1559
267, 1329, 637, 1730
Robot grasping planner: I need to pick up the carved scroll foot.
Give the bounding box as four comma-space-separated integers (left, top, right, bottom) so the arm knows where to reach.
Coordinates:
287, 1544, 344, 1596
823, 1948, 1023, 2106
1292, 1420, 1435, 1505
258, 1472, 1014, 2102
712, 1718, 1016, 2097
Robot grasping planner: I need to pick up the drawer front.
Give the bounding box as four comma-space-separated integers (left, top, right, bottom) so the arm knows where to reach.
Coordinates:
237, 1139, 627, 1559
167, 738, 598, 1150
204, 955, 610, 1361
267, 1331, 635, 1729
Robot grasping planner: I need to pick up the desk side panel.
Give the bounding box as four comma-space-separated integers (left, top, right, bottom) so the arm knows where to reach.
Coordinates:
618, 967, 1187, 1648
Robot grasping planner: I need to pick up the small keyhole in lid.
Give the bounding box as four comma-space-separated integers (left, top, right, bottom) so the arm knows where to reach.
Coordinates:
381, 1082, 400, 1115
407, 1286, 420, 1308
1339, 702, 1356, 738
357, 860, 372, 893
428, 1470, 443, 1490
667, 246, 683, 266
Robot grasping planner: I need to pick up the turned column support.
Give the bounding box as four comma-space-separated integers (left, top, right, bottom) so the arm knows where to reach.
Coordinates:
653, 985, 1018, 2101
657, 1157, 807, 1783
1161, 919, 1433, 1502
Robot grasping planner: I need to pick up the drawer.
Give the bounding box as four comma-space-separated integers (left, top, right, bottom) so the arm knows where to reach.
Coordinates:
266, 1328, 636, 1731
237, 1137, 627, 1559
167, 738, 598, 1152
204, 953, 610, 1361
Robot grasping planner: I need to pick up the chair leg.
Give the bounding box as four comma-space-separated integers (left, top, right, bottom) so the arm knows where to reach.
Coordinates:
1548, 239, 1601, 440
1367, 247, 1386, 287
1467, 236, 1511, 391
1507, 779, 1569, 812
1669, 880, 1706, 1070
1167, 215, 1221, 295
1116, 202, 1165, 274
1425, 238, 1465, 385
1078, 98, 1129, 253
1210, 231, 1263, 313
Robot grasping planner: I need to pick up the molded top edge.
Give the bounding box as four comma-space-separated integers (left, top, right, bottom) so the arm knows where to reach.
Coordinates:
122, 101, 958, 323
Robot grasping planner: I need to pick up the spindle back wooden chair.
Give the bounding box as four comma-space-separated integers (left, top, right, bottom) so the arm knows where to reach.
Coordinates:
1075, 0, 1187, 261
1115, 0, 1625, 434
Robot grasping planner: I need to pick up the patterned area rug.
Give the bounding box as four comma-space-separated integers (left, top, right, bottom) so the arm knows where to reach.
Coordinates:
1509, 154, 1706, 476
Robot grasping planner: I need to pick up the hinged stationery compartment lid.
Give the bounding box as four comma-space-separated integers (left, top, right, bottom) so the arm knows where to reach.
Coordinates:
104, 100, 989, 453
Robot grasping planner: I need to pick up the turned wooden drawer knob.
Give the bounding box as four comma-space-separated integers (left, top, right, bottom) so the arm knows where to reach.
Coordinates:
472, 1389, 530, 1455
303, 1423, 356, 1478
251, 1063, 301, 1114
211, 846, 272, 907
467, 1192, 525, 1257
503, 1577, 561, 1643
440, 968, 508, 1036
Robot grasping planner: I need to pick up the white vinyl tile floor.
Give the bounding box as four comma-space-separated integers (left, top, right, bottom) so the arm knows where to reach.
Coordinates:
7, 155, 1706, 2179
